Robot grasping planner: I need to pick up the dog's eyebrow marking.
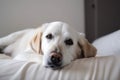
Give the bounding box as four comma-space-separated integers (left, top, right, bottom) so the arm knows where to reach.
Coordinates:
78, 42, 85, 58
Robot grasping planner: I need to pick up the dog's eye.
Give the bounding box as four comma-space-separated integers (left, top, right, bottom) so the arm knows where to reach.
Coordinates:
46, 33, 53, 39
64, 39, 73, 45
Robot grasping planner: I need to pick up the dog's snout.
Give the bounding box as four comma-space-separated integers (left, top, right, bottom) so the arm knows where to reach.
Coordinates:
50, 53, 62, 64
47, 52, 62, 69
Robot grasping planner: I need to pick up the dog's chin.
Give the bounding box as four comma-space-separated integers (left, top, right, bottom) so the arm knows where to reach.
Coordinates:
45, 65, 63, 70
44, 62, 62, 70
43, 61, 63, 70
44, 61, 71, 70
43, 58, 73, 70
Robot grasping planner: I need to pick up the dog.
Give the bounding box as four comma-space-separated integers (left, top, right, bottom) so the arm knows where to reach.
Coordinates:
93, 30, 120, 56
0, 21, 96, 69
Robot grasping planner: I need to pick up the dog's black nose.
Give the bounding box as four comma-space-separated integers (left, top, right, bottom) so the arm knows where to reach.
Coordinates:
51, 54, 61, 64
48, 52, 62, 68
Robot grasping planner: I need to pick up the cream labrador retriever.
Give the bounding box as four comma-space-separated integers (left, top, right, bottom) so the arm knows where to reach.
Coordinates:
0, 21, 96, 69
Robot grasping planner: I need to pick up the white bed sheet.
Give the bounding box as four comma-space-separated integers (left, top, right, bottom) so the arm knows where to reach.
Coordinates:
0, 54, 120, 80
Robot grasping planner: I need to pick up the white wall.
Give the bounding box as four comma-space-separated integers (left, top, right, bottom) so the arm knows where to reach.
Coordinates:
0, 0, 84, 37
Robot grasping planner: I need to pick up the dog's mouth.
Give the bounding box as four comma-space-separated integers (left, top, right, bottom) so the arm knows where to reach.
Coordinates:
45, 62, 62, 70
45, 51, 63, 69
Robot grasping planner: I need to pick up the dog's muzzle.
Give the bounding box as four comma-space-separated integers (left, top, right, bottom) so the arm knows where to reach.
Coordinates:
47, 51, 62, 69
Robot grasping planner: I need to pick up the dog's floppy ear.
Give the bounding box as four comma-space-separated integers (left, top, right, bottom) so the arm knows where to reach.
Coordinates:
28, 23, 48, 54
78, 33, 97, 58
30, 30, 42, 54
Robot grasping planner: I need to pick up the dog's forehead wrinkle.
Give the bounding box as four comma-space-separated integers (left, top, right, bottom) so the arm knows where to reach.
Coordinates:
44, 22, 70, 36
45, 25, 63, 35
48, 21, 68, 33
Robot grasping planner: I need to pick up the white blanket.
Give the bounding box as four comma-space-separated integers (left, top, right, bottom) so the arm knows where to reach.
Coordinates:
0, 54, 120, 80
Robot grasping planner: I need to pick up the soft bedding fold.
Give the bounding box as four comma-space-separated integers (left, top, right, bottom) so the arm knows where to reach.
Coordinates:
0, 54, 120, 80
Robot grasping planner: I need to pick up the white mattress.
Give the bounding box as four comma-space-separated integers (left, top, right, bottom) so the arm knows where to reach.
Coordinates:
0, 54, 120, 80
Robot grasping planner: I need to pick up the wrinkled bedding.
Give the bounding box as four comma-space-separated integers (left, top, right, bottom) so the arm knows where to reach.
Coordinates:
0, 54, 120, 80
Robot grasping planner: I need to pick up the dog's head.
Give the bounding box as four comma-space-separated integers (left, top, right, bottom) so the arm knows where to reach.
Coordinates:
29, 21, 96, 69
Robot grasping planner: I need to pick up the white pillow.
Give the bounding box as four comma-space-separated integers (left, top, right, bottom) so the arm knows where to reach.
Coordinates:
92, 30, 120, 56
